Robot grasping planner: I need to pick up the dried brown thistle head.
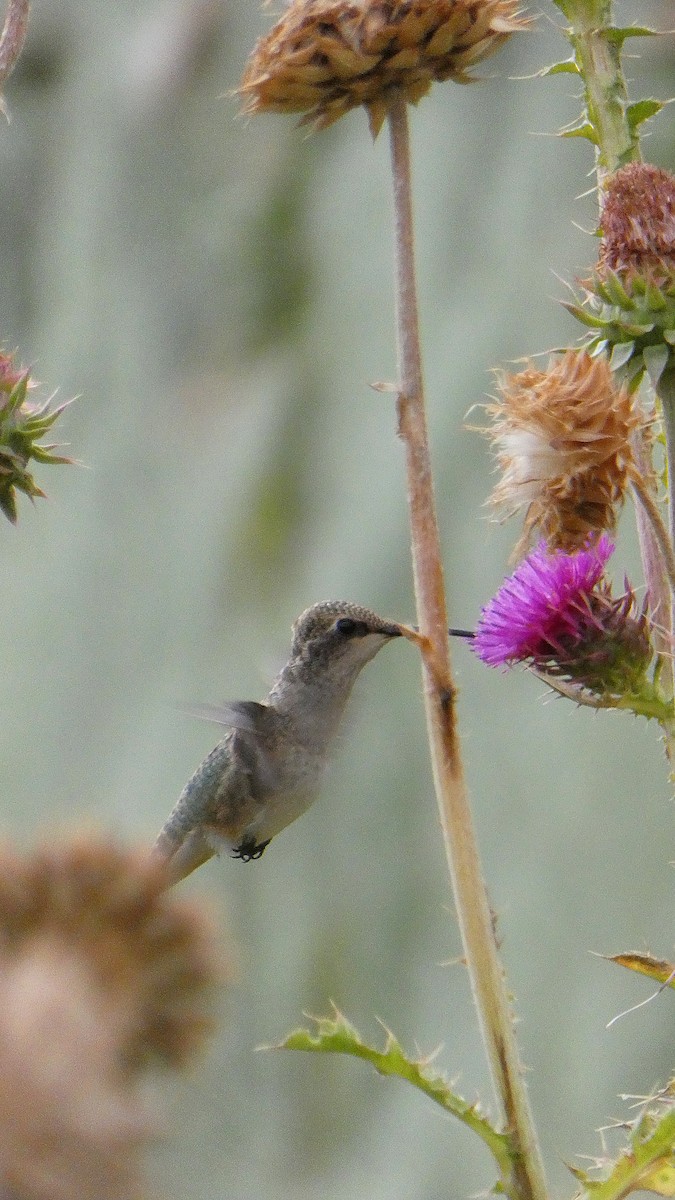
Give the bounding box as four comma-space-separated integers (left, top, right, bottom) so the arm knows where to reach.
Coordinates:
0, 837, 223, 1200
239, 0, 529, 135
485, 349, 645, 555
598, 162, 675, 284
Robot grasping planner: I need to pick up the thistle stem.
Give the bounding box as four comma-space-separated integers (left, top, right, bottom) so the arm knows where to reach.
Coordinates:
631, 475, 675, 606
387, 94, 547, 1200
630, 432, 671, 659
653, 370, 675, 769
657, 371, 675, 560
553, 0, 640, 186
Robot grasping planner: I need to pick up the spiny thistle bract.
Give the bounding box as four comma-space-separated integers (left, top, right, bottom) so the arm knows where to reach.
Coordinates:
0, 352, 73, 524
239, 0, 529, 136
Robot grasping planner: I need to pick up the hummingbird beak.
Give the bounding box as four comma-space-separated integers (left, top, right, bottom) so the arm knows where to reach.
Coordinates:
398, 623, 475, 644
398, 623, 425, 646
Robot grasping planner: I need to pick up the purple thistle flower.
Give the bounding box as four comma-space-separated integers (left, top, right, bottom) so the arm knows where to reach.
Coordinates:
473, 536, 615, 668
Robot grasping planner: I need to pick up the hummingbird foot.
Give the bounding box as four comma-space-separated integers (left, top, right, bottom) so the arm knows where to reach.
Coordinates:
232, 837, 271, 862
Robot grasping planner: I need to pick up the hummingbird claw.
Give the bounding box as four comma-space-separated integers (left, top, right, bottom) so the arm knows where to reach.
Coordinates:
232, 837, 270, 862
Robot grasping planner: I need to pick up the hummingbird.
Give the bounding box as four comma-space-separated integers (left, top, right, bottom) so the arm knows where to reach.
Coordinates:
152, 601, 409, 884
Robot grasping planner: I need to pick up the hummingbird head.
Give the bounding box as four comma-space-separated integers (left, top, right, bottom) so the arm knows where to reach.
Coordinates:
268, 601, 403, 712
291, 600, 402, 665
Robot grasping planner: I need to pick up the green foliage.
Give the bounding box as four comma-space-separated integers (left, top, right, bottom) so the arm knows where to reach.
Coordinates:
563, 275, 675, 389
536, 58, 579, 78
549, 8, 666, 174
270, 1007, 515, 1187
571, 1100, 675, 1199
0, 368, 73, 524
626, 99, 666, 136
604, 26, 659, 46
560, 117, 599, 145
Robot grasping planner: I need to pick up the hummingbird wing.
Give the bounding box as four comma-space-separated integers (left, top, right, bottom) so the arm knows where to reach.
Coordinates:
153, 702, 281, 884
177, 699, 270, 730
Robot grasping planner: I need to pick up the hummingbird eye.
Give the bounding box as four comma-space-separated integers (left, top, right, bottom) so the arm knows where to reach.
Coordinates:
335, 617, 369, 638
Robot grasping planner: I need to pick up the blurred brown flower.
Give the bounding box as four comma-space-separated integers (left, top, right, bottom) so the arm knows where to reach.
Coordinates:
0, 837, 223, 1200
485, 349, 645, 554
239, 0, 529, 135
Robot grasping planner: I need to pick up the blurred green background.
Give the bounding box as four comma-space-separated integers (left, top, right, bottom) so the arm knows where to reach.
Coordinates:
0, 0, 673, 1196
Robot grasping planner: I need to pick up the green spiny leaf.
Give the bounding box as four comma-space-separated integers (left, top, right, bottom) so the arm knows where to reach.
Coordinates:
578, 1108, 675, 1200
0, 447, 27, 470
645, 284, 669, 313
631, 276, 647, 297
637, 1158, 675, 1196
0, 488, 17, 523
643, 345, 671, 386
537, 58, 579, 77
622, 321, 656, 337
560, 300, 609, 329
593, 279, 615, 306
626, 363, 647, 393
268, 1008, 512, 1176
609, 341, 635, 371
6, 374, 29, 407
601, 271, 635, 309
560, 117, 599, 144
568, 1162, 602, 1191
605, 26, 658, 46
30, 444, 74, 466
626, 98, 664, 134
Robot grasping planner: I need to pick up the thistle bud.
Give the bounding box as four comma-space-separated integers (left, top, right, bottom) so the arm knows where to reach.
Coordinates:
0, 352, 73, 524
565, 164, 675, 386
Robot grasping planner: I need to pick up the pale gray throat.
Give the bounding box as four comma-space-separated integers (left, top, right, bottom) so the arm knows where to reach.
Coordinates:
267, 653, 369, 750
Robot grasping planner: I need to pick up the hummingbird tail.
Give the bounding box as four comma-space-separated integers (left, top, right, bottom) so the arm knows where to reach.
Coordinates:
157, 827, 216, 885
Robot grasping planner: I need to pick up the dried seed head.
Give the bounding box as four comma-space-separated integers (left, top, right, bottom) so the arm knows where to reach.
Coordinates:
0, 940, 149, 1200
239, 0, 529, 135
599, 163, 675, 283
0, 837, 224, 1200
0, 837, 222, 1071
486, 349, 644, 554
